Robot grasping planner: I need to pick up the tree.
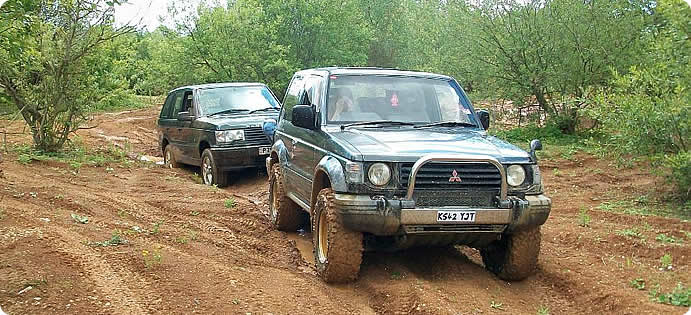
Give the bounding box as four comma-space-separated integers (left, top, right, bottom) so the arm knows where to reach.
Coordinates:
0, 0, 135, 152
467, 0, 651, 133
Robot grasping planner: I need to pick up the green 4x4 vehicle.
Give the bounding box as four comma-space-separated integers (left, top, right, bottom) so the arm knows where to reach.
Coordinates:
266, 68, 551, 283
157, 83, 280, 187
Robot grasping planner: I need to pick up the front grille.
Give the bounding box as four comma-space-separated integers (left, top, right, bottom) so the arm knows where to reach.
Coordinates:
404, 224, 506, 233
240, 127, 271, 146
401, 162, 502, 207
400, 162, 502, 189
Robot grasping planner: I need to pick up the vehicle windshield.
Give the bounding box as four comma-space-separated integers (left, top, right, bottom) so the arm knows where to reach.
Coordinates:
326, 75, 477, 127
198, 86, 279, 116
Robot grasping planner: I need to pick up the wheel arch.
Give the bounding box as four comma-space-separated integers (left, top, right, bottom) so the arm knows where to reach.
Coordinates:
311, 156, 347, 210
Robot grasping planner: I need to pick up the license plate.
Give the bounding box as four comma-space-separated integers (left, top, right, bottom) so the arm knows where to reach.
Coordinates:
437, 211, 476, 222
258, 147, 271, 155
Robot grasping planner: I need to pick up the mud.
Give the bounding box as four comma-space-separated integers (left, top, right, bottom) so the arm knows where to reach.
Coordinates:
0, 106, 689, 314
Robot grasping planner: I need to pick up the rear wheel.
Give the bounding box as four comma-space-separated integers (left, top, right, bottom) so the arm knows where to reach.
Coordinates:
201, 149, 228, 187
312, 188, 363, 283
268, 164, 302, 231
163, 146, 181, 169
480, 227, 541, 281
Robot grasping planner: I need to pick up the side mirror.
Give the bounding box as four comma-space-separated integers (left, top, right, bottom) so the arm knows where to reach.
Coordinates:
477, 110, 490, 130
177, 111, 194, 121
292, 105, 316, 129
530, 139, 542, 161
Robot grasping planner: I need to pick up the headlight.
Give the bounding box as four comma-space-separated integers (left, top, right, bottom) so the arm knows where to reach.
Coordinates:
368, 163, 391, 186
215, 130, 245, 143
507, 165, 526, 187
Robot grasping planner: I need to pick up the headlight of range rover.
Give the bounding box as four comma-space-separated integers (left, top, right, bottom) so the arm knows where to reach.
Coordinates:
506, 164, 526, 187
215, 130, 245, 143
368, 163, 391, 186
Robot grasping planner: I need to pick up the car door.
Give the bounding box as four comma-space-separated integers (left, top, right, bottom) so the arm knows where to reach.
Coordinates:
276, 74, 313, 204
161, 90, 186, 160
177, 90, 199, 164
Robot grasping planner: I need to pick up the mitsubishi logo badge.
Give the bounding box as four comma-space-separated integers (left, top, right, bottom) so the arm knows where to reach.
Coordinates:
449, 170, 462, 182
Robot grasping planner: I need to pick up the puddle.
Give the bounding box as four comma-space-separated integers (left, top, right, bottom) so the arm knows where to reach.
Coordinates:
286, 230, 314, 264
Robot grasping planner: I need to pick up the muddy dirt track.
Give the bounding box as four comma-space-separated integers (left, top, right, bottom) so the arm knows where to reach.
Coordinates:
1, 106, 689, 314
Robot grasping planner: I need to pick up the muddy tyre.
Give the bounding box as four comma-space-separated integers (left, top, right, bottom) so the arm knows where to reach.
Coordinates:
312, 188, 363, 283
163, 145, 181, 169
480, 227, 541, 281
201, 149, 228, 187
268, 164, 302, 231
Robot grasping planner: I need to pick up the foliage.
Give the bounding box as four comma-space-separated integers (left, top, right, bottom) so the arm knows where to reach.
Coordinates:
649, 283, 690, 307
0, 0, 136, 152
88, 231, 127, 247
224, 197, 236, 209
589, 0, 690, 199
466, 0, 650, 133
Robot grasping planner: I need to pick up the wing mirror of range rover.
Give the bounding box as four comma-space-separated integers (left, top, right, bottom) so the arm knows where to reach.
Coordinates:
477, 110, 490, 130
530, 139, 543, 161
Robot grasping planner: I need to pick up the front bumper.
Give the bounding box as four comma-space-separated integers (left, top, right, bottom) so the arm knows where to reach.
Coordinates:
210, 146, 271, 171
333, 193, 551, 235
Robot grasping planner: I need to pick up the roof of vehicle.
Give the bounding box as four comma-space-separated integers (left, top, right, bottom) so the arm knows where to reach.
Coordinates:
169, 82, 267, 93
300, 67, 454, 80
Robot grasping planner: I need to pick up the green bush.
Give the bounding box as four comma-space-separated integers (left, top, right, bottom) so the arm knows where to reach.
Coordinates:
661, 152, 691, 199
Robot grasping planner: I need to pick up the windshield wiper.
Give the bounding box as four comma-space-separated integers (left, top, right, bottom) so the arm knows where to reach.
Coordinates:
414, 121, 476, 129
208, 109, 250, 117
340, 120, 415, 130
248, 107, 279, 114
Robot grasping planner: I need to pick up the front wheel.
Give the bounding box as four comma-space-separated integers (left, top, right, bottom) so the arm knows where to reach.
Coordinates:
201, 149, 228, 187
312, 188, 363, 283
480, 227, 541, 281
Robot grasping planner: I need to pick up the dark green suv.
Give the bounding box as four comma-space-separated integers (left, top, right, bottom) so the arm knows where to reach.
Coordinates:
266, 68, 551, 283
157, 83, 280, 186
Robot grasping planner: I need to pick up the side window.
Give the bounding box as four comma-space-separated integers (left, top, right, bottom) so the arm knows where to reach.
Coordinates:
182, 91, 194, 114
160, 93, 175, 118
304, 75, 324, 109
172, 91, 185, 116
281, 75, 305, 120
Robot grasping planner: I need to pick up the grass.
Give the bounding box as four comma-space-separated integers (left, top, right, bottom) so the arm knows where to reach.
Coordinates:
578, 207, 591, 227
150, 221, 163, 235
649, 283, 690, 307
224, 198, 236, 209
0, 207, 5, 220
660, 254, 673, 269
490, 300, 504, 310
537, 306, 550, 315
88, 231, 127, 247
630, 278, 646, 290
142, 247, 163, 268
190, 210, 200, 216
596, 199, 689, 220
616, 228, 643, 239
656, 233, 682, 244
12, 138, 134, 170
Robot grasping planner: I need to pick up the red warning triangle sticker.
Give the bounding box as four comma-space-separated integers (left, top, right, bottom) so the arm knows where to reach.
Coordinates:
390, 93, 399, 107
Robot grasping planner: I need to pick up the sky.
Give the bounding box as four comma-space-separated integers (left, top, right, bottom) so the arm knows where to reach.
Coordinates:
114, 0, 205, 31
1, 0, 690, 31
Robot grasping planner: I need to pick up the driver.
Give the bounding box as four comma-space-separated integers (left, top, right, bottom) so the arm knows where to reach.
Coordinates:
329, 88, 354, 121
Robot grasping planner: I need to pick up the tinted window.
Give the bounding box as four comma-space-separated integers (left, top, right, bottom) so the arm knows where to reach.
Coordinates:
171, 91, 185, 116
160, 93, 175, 118
281, 74, 305, 120
197, 86, 279, 116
